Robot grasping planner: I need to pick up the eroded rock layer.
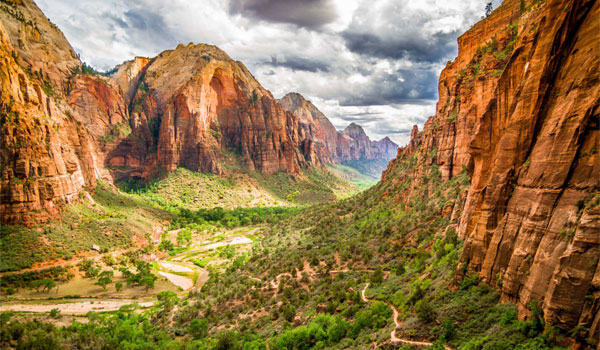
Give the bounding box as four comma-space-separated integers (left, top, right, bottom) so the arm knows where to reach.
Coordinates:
383, 0, 599, 338
0, 0, 118, 225
108, 44, 317, 179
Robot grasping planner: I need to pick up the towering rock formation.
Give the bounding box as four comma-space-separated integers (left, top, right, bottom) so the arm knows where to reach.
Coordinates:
279, 92, 398, 164
107, 44, 316, 179
383, 0, 599, 339
0, 0, 121, 224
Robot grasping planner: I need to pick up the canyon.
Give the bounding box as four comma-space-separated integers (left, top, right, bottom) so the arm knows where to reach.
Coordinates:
0, 0, 598, 347
0, 0, 396, 225
279, 92, 398, 164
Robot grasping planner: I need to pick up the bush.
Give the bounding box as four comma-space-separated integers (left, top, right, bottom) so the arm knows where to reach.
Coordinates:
460, 274, 479, 290
188, 319, 208, 339
415, 298, 436, 323
49, 308, 61, 319
159, 239, 174, 252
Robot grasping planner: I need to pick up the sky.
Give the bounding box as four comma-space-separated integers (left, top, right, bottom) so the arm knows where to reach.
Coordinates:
37, 0, 501, 145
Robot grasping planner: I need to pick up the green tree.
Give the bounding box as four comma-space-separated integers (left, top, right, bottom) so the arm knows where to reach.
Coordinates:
41, 279, 56, 293
95, 271, 114, 291
115, 282, 123, 292
416, 298, 436, 323
188, 319, 209, 340
29, 280, 43, 293
371, 266, 384, 285
156, 291, 179, 312
14, 328, 61, 350
140, 274, 157, 291
214, 331, 239, 350
485, 2, 493, 17
159, 239, 174, 252
49, 308, 60, 319
280, 304, 297, 323
327, 317, 348, 343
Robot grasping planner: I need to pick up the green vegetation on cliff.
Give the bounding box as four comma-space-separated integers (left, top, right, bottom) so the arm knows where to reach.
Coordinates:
117, 166, 361, 210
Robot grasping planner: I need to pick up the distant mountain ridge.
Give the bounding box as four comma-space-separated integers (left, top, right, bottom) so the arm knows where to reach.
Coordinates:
279, 92, 398, 164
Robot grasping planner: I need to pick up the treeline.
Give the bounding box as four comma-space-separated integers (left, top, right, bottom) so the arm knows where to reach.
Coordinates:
172, 207, 299, 230
0, 267, 68, 290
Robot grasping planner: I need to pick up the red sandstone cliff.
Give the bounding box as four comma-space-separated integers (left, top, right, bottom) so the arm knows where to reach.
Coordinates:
383, 0, 599, 340
107, 44, 318, 179
0, 0, 122, 225
279, 93, 398, 163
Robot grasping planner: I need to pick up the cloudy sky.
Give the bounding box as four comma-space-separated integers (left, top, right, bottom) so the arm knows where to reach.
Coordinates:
37, 0, 501, 145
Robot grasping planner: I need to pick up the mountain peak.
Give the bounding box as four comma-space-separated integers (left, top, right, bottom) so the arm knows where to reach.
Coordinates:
343, 123, 367, 139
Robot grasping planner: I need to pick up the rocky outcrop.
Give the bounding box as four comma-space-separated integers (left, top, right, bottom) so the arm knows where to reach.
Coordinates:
374, 137, 398, 160
279, 93, 398, 164
383, 0, 599, 339
341, 123, 397, 161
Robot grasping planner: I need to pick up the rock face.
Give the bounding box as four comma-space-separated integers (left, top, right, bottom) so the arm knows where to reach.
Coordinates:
382, 0, 599, 339
108, 44, 316, 179
279, 93, 398, 163
0, 0, 115, 225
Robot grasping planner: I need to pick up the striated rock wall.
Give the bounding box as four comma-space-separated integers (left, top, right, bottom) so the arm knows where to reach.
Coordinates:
0, 0, 111, 225
383, 0, 599, 339
108, 44, 317, 178
279, 93, 398, 163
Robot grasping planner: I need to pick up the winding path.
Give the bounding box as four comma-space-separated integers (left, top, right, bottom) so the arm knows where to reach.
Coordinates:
0, 299, 155, 314
361, 283, 452, 349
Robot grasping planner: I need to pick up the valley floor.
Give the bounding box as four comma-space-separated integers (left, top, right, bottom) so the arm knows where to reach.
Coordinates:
0, 163, 593, 349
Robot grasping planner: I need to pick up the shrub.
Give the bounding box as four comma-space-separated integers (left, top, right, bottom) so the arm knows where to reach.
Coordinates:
188, 319, 209, 339
49, 308, 61, 319
416, 298, 436, 323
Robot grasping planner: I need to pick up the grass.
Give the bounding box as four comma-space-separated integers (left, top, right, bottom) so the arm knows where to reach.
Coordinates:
0, 181, 173, 272
118, 166, 360, 211
326, 163, 379, 190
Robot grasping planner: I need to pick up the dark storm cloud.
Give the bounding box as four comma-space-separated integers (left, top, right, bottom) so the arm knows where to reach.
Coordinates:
338, 68, 438, 106
266, 56, 330, 72
341, 114, 386, 122
122, 9, 177, 49
229, 0, 337, 29
341, 30, 459, 62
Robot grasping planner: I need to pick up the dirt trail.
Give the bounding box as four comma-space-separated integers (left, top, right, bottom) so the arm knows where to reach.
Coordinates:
361, 283, 369, 302
0, 299, 154, 314
361, 283, 452, 349
0, 248, 131, 277
270, 272, 293, 289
